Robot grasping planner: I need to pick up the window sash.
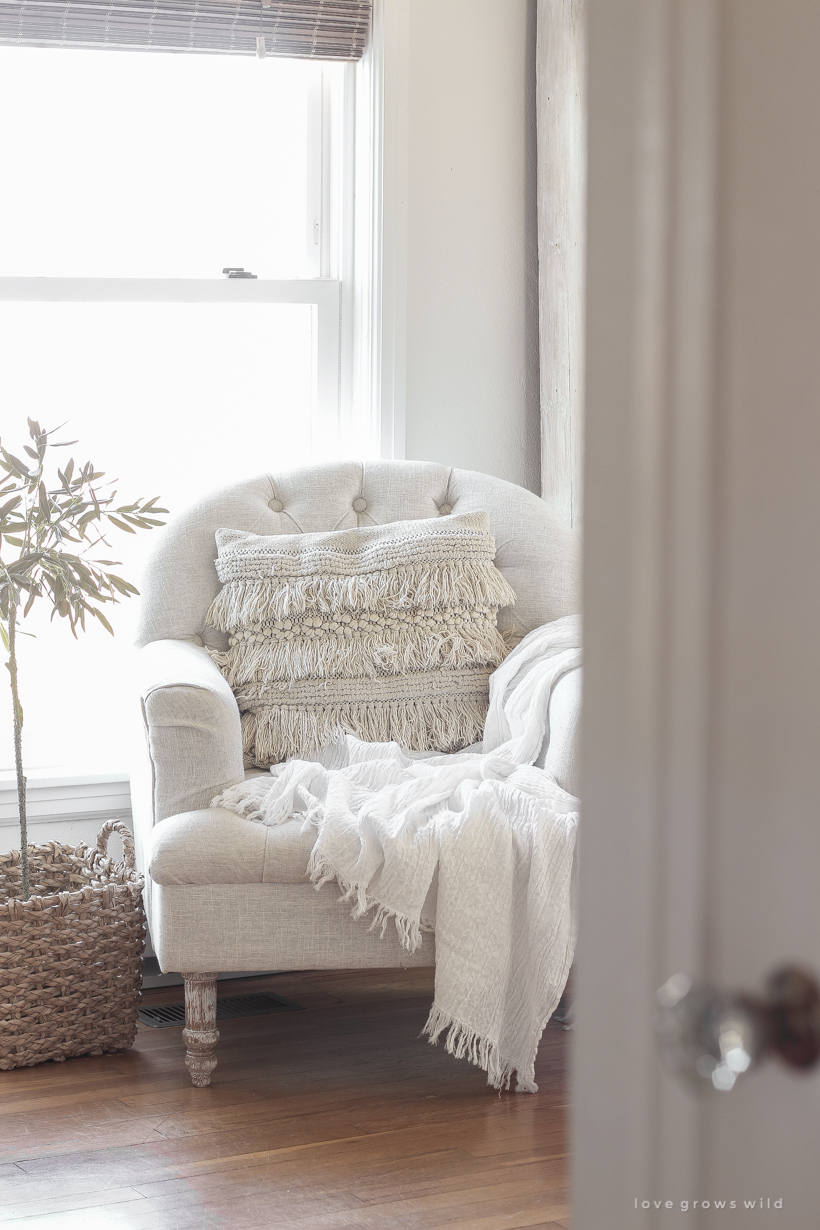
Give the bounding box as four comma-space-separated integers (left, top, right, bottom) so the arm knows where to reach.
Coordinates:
0, 276, 342, 447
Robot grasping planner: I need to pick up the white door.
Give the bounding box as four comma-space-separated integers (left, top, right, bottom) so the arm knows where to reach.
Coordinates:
574, 2, 820, 1226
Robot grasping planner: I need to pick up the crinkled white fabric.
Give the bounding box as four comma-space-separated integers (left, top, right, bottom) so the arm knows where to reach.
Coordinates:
213, 614, 581, 1092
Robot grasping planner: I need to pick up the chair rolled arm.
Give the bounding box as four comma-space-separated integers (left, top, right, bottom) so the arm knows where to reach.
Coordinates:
135, 639, 244, 827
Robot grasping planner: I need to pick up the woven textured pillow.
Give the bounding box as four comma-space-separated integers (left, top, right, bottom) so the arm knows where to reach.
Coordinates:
206, 511, 516, 766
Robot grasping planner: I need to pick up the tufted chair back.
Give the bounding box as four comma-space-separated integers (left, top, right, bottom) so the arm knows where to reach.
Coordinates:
135, 460, 580, 650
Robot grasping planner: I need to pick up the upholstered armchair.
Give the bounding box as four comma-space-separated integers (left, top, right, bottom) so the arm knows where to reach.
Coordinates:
131, 460, 580, 1085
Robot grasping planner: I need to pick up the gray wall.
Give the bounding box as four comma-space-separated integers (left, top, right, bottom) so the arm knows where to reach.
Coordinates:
403, 0, 541, 493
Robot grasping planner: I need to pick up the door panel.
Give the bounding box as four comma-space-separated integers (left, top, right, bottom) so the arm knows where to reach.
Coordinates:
576, 2, 820, 1226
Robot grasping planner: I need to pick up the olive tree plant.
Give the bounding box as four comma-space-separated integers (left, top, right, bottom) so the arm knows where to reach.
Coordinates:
0, 419, 166, 899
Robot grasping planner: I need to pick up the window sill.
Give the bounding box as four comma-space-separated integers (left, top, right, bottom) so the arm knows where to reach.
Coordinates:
0, 770, 131, 830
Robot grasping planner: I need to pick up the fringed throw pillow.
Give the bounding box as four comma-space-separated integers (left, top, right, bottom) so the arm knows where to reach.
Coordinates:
206, 511, 516, 767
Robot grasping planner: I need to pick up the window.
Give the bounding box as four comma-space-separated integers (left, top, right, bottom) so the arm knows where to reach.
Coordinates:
0, 40, 376, 777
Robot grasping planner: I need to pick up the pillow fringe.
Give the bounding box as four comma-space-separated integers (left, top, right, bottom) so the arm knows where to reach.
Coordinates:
211, 621, 508, 686
206, 561, 516, 629
240, 694, 488, 766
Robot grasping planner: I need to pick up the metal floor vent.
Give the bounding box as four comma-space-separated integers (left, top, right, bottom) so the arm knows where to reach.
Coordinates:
138, 991, 305, 1029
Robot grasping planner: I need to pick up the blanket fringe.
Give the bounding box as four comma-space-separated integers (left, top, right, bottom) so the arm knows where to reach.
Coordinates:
307, 849, 424, 952
422, 1005, 537, 1093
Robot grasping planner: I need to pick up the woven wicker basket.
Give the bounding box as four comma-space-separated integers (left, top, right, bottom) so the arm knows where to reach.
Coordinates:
0, 820, 145, 1070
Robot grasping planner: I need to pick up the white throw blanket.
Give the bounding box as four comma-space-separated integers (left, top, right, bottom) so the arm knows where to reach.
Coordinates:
213, 615, 581, 1092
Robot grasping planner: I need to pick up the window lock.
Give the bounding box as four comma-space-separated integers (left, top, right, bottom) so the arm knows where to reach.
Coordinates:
222, 267, 258, 279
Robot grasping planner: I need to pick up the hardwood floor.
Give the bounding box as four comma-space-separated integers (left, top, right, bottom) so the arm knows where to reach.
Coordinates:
0, 969, 570, 1229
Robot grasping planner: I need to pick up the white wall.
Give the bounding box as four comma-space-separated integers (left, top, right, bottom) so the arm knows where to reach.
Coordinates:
403, 0, 541, 494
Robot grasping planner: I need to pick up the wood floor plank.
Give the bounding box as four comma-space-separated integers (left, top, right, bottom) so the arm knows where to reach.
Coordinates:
0, 968, 569, 1229
351, 1158, 566, 1206
0, 1185, 148, 1222
233, 1191, 569, 1230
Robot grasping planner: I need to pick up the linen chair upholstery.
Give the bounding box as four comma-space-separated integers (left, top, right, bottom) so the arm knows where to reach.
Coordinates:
131, 459, 580, 1085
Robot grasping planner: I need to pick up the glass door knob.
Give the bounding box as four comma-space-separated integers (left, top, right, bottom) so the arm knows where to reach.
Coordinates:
656, 965, 820, 1092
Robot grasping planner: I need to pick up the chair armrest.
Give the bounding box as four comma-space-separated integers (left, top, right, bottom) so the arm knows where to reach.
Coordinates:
539, 666, 582, 797
133, 640, 244, 837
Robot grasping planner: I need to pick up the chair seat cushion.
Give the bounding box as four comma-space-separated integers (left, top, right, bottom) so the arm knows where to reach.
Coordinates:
147, 805, 440, 933
147, 807, 314, 886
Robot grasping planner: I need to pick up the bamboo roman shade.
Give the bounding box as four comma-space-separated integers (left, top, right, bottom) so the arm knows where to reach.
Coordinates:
0, 0, 370, 59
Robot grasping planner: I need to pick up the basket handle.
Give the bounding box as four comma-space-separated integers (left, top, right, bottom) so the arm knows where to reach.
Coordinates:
96, 819, 136, 870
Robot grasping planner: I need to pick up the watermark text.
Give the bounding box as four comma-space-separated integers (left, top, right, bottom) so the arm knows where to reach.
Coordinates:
634, 1199, 784, 1212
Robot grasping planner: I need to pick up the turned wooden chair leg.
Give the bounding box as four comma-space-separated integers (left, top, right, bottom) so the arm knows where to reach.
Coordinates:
182, 972, 220, 1087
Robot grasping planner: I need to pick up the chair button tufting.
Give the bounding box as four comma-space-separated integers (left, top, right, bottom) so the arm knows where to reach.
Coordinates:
268, 498, 284, 513
439, 503, 452, 515
352, 497, 368, 512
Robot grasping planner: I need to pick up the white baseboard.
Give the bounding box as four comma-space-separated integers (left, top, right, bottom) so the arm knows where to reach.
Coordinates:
0, 770, 132, 855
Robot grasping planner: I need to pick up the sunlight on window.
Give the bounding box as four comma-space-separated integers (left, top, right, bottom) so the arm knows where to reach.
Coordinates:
0, 47, 321, 278
0, 301, 315, 771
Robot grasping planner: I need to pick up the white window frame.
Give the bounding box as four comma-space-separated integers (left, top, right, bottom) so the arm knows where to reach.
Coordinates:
0, 54, 347, 452
0, 0, 409, 828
